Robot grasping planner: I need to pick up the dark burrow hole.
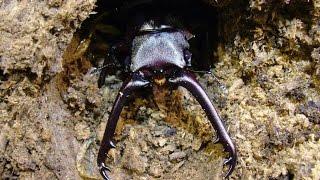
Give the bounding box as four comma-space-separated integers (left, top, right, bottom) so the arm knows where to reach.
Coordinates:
270, 171, 294, 180
0, 69, 8, 83
77, 0, 232, 79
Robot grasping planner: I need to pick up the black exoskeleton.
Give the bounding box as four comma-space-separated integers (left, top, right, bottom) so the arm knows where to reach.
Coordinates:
96, 1, 237, 179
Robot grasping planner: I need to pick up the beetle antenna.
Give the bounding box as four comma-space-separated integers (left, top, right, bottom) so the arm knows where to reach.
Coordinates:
89, 64, 118, 75
89, 66, 107, 75
187, 69, 227, 90
188, 69, 212, 74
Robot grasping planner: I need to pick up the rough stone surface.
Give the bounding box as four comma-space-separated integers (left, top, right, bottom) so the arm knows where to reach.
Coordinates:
0, 0, 96, 179
0, 0, 319, 180
0, 0, 96, 76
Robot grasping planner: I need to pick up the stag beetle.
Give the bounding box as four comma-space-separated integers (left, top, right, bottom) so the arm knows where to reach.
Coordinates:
94, 0, 237, 179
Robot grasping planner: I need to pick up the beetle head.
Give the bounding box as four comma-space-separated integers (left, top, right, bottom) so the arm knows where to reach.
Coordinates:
130, 22, 193, 86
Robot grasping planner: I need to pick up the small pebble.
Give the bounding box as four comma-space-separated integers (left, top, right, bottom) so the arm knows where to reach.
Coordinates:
160, 144, 177, 154
149, 163, 163, 177
171, 161, 185, 173
164, 127, 177, 137
169, 151, 186, 161
158, 137, 167, 147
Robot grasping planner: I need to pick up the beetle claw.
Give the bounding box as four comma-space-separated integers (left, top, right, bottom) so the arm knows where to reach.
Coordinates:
213, 136, 220, 144
99, 162, 111, 180
222, 145, 237, 178
223, 158, 236, 178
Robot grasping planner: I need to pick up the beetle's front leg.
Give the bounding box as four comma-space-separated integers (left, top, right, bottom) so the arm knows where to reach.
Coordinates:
168, 69, 237, 178
97, 72, 150, 180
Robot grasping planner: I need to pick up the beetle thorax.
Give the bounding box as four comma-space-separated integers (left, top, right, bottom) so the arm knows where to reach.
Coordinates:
130, 29, 190, 72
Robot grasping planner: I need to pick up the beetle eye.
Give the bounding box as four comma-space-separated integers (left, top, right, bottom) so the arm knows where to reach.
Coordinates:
184, 49, 192, 67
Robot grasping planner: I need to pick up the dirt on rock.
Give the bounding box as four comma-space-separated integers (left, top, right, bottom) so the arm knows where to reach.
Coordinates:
0, 0, 319, 180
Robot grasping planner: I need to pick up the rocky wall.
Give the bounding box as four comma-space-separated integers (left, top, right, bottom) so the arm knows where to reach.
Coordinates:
0, 0, 319, 179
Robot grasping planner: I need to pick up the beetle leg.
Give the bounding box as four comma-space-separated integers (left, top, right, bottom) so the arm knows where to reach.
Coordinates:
97, 71, 150, 180
168, 69, 236, 178
98, 42, 130, 88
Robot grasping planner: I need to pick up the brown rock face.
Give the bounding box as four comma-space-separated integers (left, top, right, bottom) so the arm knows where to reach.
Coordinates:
0, 0, 319, 179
